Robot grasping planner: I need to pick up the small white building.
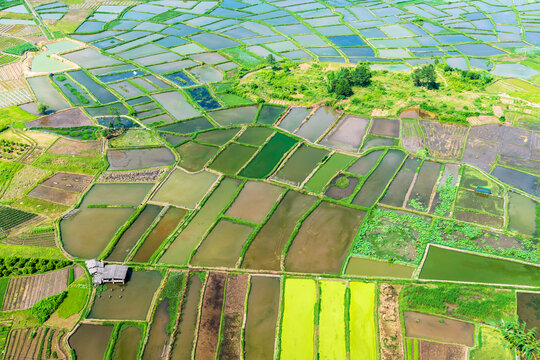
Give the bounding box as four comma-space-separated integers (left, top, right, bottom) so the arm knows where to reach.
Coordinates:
85, 259, 129, 285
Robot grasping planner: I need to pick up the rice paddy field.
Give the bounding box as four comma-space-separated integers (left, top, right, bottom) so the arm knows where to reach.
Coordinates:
0, 0, 537, 358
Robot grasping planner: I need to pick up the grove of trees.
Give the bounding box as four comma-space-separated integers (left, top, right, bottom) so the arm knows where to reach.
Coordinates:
327, 63, 372, 98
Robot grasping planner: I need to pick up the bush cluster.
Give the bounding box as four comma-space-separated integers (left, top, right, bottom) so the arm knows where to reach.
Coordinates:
327, 63, 372, 98
30, 291, 67, 323
0, 257, 71, 277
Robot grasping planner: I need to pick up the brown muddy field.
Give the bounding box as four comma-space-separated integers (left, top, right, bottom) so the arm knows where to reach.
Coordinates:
26, 108, 93, 128
194, 272, 226, 360
404, 311, 475, 346
48, 137, 101, 157
5, 327, 68, 360
99, 168, 165, 183
419, 340, 467, 360
453, 209, 504, 228
225, 181, 284, 223
462, 137, 500, 172
244, 276, 280, 360
241, 191, 317, 271
379, 284, 404, 360
517, 292, 540, 338
284, 201, 365, 274
40, 172, 93, 192
369, 118, 400, 138
420, 121, 468, 160
218, 274, 249, 360
28, 185, 79, 205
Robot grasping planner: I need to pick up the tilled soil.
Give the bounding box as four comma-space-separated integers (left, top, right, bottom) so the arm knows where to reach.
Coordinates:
378, 283, 404, 360
419, 340, 467, 360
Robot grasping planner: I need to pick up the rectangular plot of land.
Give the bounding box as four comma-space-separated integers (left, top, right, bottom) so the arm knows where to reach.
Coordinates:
194, 272, 226, 360
208, 143, 257, 175
319, 115, 369, 152
218, 274, 249, 360
284, 202, 365, 274
381, 158, 421, 207
225, 181, 284, 223
239, 133, 297, 179
272, 144, 329, 186
3, 268, 68, 311
350, 282, 377, 360
241, 191, 317, 271
28, 185, 79, 205
244, 276, 280, 360
406, 161, 441, 211
152, 91, 200, 120
40, 172, 93, 192
455, 189, 504, 216
319, 280, 346, 359
280, 278, 317, 360
303, 153, 356, 193
420, 121, 467, 160
404, 311, 475, 346
369, 118, 400, 137
151, 168, 219, 209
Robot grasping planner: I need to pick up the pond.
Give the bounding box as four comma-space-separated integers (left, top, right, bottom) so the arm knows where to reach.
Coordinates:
278, 107, 311, 133
295, 106, 340, 142
419, 245, 540, 287
319, 115, 369, 152
27, 76, 69, 112
112, 326, 142, 360
345, 257, 415, 278
32, 40, 79, 73
69, 324, 112, 360
89, 270, 162, 319
107, 147, 175, 170
209, 106, 258, 126
508, 192, 537, 237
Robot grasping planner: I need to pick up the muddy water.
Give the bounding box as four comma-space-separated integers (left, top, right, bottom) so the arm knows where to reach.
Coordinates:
209, 143, 257, 175
132, 206, 187, 263
244, 276, 280, 360
107, 147, 175, 170
278, 107, 311, 132
159, 178, 242, 265
236, 127, 274, 146
60, 207, 135, 259
285, 202, 365, 274
194, 272, 226, 360
112, 326, 141, 360
353, 150, 406, 207
517, 292, 540, 338
325, 174, 359, 200
191, 220, 254, 267
89, 270, 162, 320
273, 145, 329, 186
345, 257, 415, 279
142, 299, 171, 359
404, 311, 475, 346
69, 324, 113, 360
295, 106, 340, 142
225, 181, 284, 223
107, 205, 162, 262
320, 115, 369, 152
406, 161, 441, 210
195, 128, 239, 146
347, 150, 383, 175
381, 158, 421, 207
508, 192, 537, 236
83, 183, 153, 206
177, 141, 219, 172
209, 105, 258, 126
242, 191, 317, 271
170, 273, 204, 360
369, 118, 400, 137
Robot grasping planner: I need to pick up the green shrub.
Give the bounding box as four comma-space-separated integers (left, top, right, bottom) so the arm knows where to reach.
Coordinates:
31, 291, 67, 323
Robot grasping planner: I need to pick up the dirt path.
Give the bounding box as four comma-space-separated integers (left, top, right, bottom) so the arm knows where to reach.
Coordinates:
378, 283, 404, 360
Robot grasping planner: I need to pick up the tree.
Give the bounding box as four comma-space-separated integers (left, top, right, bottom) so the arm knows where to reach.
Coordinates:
351, 62, 372, 87
37, 103, 48, 115
412, 64, 438, 90
334, 78, 353, 98
501, 320, 540, 360
266, 53, 276, 65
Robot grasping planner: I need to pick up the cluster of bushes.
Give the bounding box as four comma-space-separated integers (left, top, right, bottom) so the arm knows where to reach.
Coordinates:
402, 284, 514, 324
327, 63, 372, 98
412, 64, 438, 90
0, 139, 29, 154
30, 291, 67, 323
38, 126, 98, 140
3, 42, 37, 56
62, 83, 90, 105
442, 64, 493, 85
0, 257, 71, 277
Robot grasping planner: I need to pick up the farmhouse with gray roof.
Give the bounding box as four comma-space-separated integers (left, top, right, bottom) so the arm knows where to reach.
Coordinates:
85, 259, 129, 285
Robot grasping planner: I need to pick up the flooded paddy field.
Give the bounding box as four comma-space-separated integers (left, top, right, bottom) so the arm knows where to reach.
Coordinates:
195, 128, 239, 146
208, 143, 257, 174
236, 127, 274, 146
404, 311, 475, 346
218, 273, 249, 359
225, 181, 284, 223
278, 107, 311, 133
285, 202, 365, 274
209, 106, 258, 126
517, 292, 540, 338
405, 161, 441, 211
107, 147, 175, 170
26, 108, 93, 128
69, 324, 113, 360
273, 144, 329, 186
89, 270, 162, 320
319, 115, 369, 151
176, 141, 219, 172
112, 325, 142, 360
304, 153, 356, 193
325, 174, 359, 200
345, 257, 416, 278
239, 133, 297, 179
369, 118, 400, 138
381, 158, 421, 207
256, 105, 286, 125
295, 106, 340, 142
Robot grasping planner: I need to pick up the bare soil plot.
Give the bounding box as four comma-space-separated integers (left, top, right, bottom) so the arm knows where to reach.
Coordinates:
47, 138, 101, 157
461, 137, 499, 171
107, 147, 175, 170
420, 121, 467, 160
319, 115, 369, 152
26, 108, 93, 128
284, 202, 365, 274
99, 168, 165, 183
2, 267, 69, 311
467, 115, 498, 126
1, 165, 50, 201
379, 284, 404, 360
218, 273, 248, 360
404, 311, 475, 346
369, 118, 400, 138
400, 118, 424, 154
419, 340, 467, 360
28, 185, 79, 205
225, 181, 284, 223
40, 172, 93, 192
194, 272, 226, 360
